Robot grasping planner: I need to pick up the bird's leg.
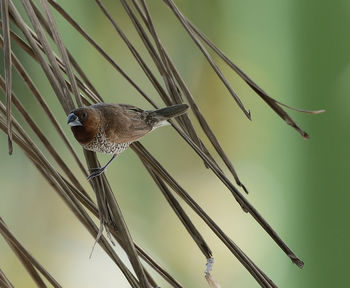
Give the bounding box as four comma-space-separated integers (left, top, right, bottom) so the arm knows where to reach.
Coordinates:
87, 154, 116, 180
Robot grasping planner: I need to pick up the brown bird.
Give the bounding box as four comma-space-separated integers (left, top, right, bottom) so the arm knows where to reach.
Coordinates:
67, 103, 189, 180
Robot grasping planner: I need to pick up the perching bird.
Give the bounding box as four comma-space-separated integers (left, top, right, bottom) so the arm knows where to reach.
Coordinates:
67, 103, 189, 180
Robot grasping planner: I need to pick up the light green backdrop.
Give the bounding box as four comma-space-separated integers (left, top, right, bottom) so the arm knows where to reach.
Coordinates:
0, 0, 348, 287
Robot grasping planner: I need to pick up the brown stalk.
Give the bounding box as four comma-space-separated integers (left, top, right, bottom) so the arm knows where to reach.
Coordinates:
164, 0, 324, 138
8, 1, 72, 114
0, 113, 179, 287
47, 0, 157, 108
142, 159, 212, 259
48, 0, 302, 273
132, 141, 276, 288
0, 113, 143, 288
88, 153, 152, 288
1, 23, 99, 105
0, 32, 88, 178
18, 0, 74, 113
47, 0, 250, 204
0, 217, 62, 288
0, 0, 314, 287
16, 1, 152, 286
171, 123, 304, 268
120, 0, 220, 174
62, 171, 183, 288
79, 2, 305, 258
0, 269, 14, 288
120, 0, 206, 155
163, 0, 251, 120
0, 21, 182, 288
7, 3, 149, 285
129, 0, 248, 192
0, 0, 13, 154
0, 75, 89, 198
37, 0, 82, 107
28, 0, 103, 103
93, 0, 174, 126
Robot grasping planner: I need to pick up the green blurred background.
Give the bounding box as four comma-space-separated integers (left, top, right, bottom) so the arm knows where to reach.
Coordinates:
0, 0, 348, 287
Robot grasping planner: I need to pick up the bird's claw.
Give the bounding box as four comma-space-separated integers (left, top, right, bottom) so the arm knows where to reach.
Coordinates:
87, 167, 106, 180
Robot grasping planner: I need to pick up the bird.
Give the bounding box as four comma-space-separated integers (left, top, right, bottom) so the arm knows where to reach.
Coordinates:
67, 103, 189, 180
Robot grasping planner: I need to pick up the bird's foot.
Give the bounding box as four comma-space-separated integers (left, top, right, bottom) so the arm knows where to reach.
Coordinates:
87, 167, 106, 180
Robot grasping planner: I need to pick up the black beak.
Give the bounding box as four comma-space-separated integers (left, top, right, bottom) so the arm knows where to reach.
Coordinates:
67, 113, 83, 127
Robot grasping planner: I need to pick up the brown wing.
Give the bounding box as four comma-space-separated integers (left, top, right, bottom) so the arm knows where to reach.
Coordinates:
94, 103, 152, 143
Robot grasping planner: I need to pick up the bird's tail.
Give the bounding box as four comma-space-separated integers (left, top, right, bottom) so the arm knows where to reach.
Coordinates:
147, 104, 189, 125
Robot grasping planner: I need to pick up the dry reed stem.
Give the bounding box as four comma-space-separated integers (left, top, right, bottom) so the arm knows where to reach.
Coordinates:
0, 0, 321, 287
0, 0, 13, 154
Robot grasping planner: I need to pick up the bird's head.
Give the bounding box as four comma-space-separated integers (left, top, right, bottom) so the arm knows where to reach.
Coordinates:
67, 107, 101, 144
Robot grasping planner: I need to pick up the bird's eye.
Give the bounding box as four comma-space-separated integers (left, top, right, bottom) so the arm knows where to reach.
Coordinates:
81, 112, 88, 119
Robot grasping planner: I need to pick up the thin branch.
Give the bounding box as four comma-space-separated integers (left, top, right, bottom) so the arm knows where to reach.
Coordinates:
0, 76, 90, 198
163, 0, 251, 120
0, 32, 88, 179
142, 159, 212, 259
0, 269, 14, 288
132, 142, 276, 288
47, 0, 157, 108
178, 6, 324, 138
9, 0, 74, 114
0, 0, 13, 154
38, 0, 82, 107
129, 0, 248, 192
0, 217, 62, 288
0, 114, 142, 288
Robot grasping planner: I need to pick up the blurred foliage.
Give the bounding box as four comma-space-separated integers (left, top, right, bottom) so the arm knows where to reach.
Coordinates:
0, 0, 348, 287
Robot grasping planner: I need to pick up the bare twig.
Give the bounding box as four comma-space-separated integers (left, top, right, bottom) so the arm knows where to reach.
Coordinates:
0, 217, 61, 288
0, 269, 14, 288
0, 1, 315, 287
0, 0, 13, 154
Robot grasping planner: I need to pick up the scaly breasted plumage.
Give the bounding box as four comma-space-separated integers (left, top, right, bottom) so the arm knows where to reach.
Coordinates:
67, 103, 188, 179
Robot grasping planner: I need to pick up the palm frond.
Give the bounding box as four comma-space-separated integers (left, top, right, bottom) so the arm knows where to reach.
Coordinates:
0, 0, 322, 287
